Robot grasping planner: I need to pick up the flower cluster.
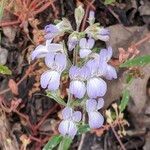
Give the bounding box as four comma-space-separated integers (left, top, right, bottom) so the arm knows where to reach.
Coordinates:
31, 6, 117, 139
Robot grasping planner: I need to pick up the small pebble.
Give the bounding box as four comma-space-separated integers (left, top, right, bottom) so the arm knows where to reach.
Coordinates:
0, 47, 8, 65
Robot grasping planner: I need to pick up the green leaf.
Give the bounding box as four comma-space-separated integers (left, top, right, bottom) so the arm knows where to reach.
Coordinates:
58, 136, 72, 150
43, 135, 63, 150
119, 90, 130, 112
78, 124, 90, 134
120, 55, 150, 68
46, 91, 66, 106
104, 0, 116, 5
125, 73, 134, 84
75, 5, 85, 30
0, 65, 12, 75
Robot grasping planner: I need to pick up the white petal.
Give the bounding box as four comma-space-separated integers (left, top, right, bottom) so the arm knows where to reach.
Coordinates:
40, 71, 52, 88
86, 99, 97, 112
47, 43, 63, 53
47, 71, 60, 91
31, 45, 48, 60
104, 65, 117, 80
87, 77, 107, 98
69, 80, 86, 99
45, 53, 55, 68
72, 111, 82, 122
88, 111, 104, 129
62, 107, 73, 120
58, 120, 77, 138
79, 48, 92, 58
97, 98, 104, 110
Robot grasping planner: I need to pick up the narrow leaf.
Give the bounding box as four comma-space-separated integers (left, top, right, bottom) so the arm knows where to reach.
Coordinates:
0, 65, 12, 75
119, 90, 130, 112
58, 136, 72, 150
75, 5, 85, 29
43, 135, 63, 150
46, 91, 66, 106
120, 55, 150, 68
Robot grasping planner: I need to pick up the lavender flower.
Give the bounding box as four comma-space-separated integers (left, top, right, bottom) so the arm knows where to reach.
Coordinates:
79, 38, 95, 58
68, 36, 78, 51
86, 98, 104, 128
31, 40, 63, 60
86, 58, 107, 98
44, 24, 60, 40
96, 28, 110, 42
69, 66, 89, 99
58, 107, 82, 138
85, 25, 110, 42
99, 46, 117, 80
45, 19, 73, 40
40, 53, 67, 91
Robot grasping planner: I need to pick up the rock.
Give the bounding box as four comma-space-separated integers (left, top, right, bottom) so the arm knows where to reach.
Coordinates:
0, 47, 8, 65
139, 0, 150, 25
2, 26, 17, 43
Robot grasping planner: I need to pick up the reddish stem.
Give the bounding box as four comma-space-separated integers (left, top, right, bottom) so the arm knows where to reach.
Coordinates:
32, 1, 55, 16
0, 20, 20, 27
33, 104, 58, 132
81, 0, 95, 31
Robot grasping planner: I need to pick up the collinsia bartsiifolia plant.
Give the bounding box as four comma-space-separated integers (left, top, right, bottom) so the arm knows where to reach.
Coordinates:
31, 5, 117, 145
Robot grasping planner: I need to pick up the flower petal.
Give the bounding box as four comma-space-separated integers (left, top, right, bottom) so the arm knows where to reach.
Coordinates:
79, 48, 92, 58
47, 43, 63, 53
47, 71, 60, 91
68, 121, 77, 138
69, 66, 80, 79
31, 45, 48, 60
40, 71, 52, 88
104, 65, 117, 80
44, 24, 59, 33
62, 107, 73, 120
79, 38, 87, 49
88, 111, 104, 129
97, 28, 110, 41
58, 120, 69, 136
69, 80, 86, 99
55, 53, 67, 71
86, 99, 97, 112
86, 59, 99, 76
68, 37, 78, 51
99, 48, 108, 62
87, 38, 95, 49
87, 77, 107, 98
72, 111, 82, 122
97, 98, 104, 110
45, 53, 55, 68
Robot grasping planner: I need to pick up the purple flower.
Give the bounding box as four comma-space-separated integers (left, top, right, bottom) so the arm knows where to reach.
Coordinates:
44, 24, 60, 40
40, 70, 60, 91
86, 58, 107, 98
99, 46, 117, 80
69, 66, 89, 99
97, 28, 110, 42
40, 53, 67, 91
58, 107, 82, 138
86, 98, 104, 128
85, 25, 110, 42
79, 38, 95, 58
68, 36, 78, 51
31, 40, 63, 60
